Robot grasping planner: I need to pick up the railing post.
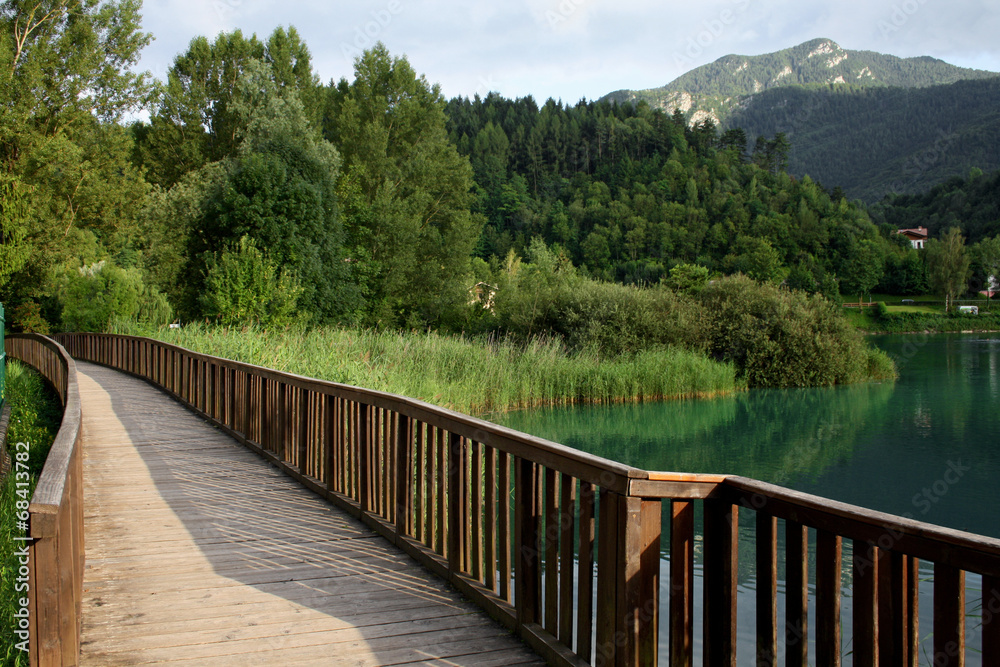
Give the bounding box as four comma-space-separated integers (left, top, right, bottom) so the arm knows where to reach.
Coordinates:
448, 432, 465, 573
933, 563, 965, 667
853, 540, 879, 665
672, 501, 696, 667
595, 491, 661, 667
357, 403, 370, 512
703, 498, 738, 666
514, 457, 540, 625
394, 414, 411, 537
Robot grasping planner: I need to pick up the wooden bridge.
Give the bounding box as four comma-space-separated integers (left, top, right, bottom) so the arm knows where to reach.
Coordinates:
9, 332, 1000, 666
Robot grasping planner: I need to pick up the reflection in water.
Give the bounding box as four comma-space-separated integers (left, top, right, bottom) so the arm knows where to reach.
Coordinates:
498, 334, 1000, 664
499, 333, 1000, 538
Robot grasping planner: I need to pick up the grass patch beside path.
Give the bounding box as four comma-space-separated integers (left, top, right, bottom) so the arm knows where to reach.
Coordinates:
113, 323, 743, 416
1, 361, 61, 666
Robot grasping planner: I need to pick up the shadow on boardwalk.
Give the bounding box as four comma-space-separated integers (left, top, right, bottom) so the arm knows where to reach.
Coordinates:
77, 361, 542, 666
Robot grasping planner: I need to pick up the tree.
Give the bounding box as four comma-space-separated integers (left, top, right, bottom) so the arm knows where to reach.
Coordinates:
0, 172, 29, 288
58, 260, 172, 332
187, 60, 358, 323
664, 263, 709, 293
839, 238, 885, 304
327, 44, 482, 327
135, 27, 321, 188
925, 227, 971, 312
970, 235, 1000, 299
0, 0, 154, 327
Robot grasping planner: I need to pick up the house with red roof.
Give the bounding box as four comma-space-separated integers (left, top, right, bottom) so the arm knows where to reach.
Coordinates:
897, 226, 929, 249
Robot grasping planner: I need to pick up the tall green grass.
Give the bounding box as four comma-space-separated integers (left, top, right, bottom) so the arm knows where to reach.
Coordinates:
1, 361, 61, 666
112, 322, 742, 416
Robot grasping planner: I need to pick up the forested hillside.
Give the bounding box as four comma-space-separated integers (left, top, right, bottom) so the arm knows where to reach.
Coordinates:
726, 77, 1000, 201
870, 168, 1000, 244
604, 38, 995, 126
445, 93, 886, 296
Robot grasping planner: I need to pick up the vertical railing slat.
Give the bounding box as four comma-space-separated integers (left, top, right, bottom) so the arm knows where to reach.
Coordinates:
786, 520, 809, 665
815, 529, 842, 667
703, 499, 738, 667
671, 500, 695, 667
756, 512, 778, 667
933, 563, 965, 667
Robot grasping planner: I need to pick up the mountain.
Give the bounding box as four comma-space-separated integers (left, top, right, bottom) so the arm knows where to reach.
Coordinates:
602, 38, 997, 127
725, 76, 1000, 201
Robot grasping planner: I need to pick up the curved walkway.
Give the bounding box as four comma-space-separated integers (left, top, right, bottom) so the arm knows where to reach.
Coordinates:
76, 361, 542, 666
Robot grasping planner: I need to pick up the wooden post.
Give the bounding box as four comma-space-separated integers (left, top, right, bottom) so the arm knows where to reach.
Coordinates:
671, 500, 696, 667
357, 403, 370, 513
756, 512, 778, 667
933, 563, 965, 667
394, 414, 411, 537
576, 481, 595, 662
514, 457, 540, 626
703, 499, 738, 667
786, 520, 809, 666
852, 541, 878, 666
815, 530, 842, 667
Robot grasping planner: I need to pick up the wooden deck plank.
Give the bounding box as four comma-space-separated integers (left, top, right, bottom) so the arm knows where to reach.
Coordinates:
77, 362, 542, 666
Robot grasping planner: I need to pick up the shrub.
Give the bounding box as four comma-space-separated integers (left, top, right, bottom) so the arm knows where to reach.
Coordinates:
199, 236, 303, 327
58, 261, 172, 332
697, 275, 895, 387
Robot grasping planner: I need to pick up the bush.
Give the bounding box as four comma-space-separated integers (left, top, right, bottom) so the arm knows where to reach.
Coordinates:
697, 275, 895, 387
58, 261, 172, 332
199, 236, 303, 327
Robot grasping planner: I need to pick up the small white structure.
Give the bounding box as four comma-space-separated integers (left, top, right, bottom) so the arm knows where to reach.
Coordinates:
958, 305, 979, 315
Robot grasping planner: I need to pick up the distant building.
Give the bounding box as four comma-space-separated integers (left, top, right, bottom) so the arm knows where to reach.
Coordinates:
469, 282, 497, 311
896, 226, 928, 249
980, 274, 998, 299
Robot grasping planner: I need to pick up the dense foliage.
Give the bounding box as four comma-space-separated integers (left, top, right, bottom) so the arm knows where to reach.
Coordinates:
445, 92, 883, 292
477, 243, 894, 388
0, 10, 906, 390
729, 78, 1000, 201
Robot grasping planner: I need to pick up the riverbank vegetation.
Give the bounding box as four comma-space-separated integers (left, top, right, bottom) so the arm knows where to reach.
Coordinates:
113, 322, 741, 416
0, 362, 61, 666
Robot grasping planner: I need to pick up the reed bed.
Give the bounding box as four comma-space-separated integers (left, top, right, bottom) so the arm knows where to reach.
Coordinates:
112, 322, 742, 416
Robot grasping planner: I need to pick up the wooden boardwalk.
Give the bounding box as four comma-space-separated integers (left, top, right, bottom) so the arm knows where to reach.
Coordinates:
75, 361, 543, 666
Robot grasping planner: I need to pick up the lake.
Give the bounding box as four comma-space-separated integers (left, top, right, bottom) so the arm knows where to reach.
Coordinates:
496, 333, 1000, 663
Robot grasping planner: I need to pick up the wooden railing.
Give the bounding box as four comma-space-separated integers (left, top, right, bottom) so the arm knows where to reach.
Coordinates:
6, 334, 83, 667
56, 332, 1000, 666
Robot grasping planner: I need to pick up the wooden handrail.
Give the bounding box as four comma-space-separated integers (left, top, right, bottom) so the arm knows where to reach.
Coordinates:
52, 332, 1000, 666
6, 334, 83, 667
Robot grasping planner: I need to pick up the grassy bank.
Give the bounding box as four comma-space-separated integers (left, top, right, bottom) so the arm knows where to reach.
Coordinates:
1, 362, 61, 666
846, 305, 1000, 334
112, 322, 743, 416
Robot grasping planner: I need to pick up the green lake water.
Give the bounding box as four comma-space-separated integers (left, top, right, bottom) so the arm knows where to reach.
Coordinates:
496, 333, 1000, 663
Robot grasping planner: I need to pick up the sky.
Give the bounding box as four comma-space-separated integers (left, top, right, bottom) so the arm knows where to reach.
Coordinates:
136, 0, 1000, 102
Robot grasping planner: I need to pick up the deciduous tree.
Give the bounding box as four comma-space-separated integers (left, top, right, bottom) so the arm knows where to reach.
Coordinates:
926, 227, 971, 311
327, 44, 482, 327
